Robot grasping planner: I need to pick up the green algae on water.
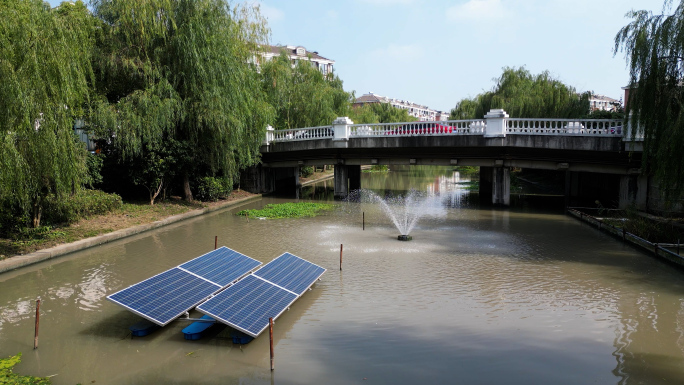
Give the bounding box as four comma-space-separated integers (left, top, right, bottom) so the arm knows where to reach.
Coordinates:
236, 202, 335, 219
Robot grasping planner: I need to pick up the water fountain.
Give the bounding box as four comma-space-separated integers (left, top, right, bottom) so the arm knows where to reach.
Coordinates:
346, 189, 447, 240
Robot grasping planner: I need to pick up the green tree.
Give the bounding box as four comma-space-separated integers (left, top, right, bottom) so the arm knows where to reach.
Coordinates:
449, 67, 590, 119
614, 0, 684, 199
89, 0, 273, 202
349, 102, 418, 124
261, 52, 351, 130
0, 0, 94, 227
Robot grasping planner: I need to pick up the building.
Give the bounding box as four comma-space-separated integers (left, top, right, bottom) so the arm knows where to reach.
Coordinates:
259, 45, 334, 75
589, 94, 622, 112
353, 92, 446, 122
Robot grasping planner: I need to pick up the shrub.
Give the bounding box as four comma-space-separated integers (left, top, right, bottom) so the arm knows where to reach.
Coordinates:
300, 166, 314, 178
42, 189, 123, 225
196, 176, 233, 202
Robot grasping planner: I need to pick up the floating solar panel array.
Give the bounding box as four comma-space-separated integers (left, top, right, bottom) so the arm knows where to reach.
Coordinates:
107, 247, 261, 326
197, 252, 325, 338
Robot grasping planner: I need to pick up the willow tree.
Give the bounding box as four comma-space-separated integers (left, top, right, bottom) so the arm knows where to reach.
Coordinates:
0, 0, 93, 227
90, 0, 273, 201
260, 53, 351, 130
449, 67, 590, 119
615, 0, 684, 200
349, 102, 417, 124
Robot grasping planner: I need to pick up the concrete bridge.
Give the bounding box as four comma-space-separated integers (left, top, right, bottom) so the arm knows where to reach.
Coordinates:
242, 109, 646, 208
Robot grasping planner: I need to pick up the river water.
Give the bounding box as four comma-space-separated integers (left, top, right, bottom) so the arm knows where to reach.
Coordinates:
1, 167, 684, 384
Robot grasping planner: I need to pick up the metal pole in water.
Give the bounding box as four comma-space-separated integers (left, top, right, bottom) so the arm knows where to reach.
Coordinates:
363, 212, 365, 230
215, 236, 217, 250
269, 317, 274, 371
34, 298, 40, 349
340, 244, 343, 271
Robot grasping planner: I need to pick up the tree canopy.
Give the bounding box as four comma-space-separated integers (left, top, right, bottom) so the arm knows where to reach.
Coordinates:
260, 52, 351, 130
614, 0, 684, 200
0, 0, 94, 227
349, 102, 418, 124
89, 0, 273, 201
449, 67, 590, 119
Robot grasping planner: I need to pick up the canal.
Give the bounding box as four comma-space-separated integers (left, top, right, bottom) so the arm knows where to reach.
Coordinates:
1, 166, 683, 384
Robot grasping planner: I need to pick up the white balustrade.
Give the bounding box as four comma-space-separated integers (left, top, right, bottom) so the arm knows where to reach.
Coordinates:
272, 125, 334, 142
348, 120, 486, 137
507, 118, 623, 136
264, 112, 625, 144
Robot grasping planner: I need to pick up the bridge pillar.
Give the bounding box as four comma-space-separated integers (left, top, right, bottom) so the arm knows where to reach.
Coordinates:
240, 164, 275, 194
480, 166, 510, 206
619, 175, 648, 210
334, 164, 349, 199
348, 165, 361, 192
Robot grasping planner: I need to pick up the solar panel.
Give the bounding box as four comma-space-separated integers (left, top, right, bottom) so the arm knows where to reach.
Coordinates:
180, 247, 261, 286
107, 247, 261, 326
107, 268, 220, 326
253, 252, 326, 295
197, 274, 297, 337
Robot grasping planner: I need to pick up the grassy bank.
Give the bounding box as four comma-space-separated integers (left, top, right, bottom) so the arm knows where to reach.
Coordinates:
0, 190, 256, 260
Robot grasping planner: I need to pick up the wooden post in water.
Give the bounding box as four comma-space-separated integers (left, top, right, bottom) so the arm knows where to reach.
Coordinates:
340, 244, 343, 271
269, 317, 274, 371
363, 212, 365, 231
215, 236, 218, 250
34, 298, 40, 349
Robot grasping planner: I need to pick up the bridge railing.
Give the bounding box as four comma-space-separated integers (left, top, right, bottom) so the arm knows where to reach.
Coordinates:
506, 118, 623, 136
264, 110, 628, 144
272, 125, 334, 142
348, 120, 485, 137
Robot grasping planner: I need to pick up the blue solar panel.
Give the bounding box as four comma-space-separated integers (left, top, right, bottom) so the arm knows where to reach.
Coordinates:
253, 252, 326, 295
197, 275, 297, 337
180, 247, 261, 286
107, 268, 220, 326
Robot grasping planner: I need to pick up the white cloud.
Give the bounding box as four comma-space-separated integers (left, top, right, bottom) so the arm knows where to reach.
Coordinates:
259, 3, 284, 22
446, 0, 507, 22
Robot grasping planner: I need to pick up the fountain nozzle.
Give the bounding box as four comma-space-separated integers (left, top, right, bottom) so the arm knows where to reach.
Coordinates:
397, 235, 412, 241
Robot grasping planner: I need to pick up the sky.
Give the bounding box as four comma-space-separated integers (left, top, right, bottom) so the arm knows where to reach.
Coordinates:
259, 0, 664, 112
47, 0, 665, 113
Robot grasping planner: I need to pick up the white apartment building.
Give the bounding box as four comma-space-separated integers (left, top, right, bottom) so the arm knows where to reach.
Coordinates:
589, 94, 621, 112
353, 92, 446, 122
259, 45, 334, 75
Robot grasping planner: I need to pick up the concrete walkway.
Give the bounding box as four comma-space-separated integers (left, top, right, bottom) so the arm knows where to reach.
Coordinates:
0, 194, 261, 274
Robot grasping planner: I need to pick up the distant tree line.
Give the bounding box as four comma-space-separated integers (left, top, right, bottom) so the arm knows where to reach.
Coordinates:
449, 67, 596, 120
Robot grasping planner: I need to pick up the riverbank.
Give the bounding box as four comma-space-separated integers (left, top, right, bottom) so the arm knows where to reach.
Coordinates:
0, 190, 261, 273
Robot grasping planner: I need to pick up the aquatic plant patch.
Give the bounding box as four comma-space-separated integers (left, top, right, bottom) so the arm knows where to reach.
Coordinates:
0, 353, 50, 384
236, 203, 335, 219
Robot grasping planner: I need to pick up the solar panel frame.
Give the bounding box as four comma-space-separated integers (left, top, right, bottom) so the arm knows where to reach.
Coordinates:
179, 247, 261, 286
106, 247, 262, 326
107, 268, 220, 326
196, 274, 298, 337
253, 252, 326, 295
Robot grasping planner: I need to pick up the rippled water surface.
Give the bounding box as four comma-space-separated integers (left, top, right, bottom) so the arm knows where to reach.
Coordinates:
1, 168, 684, 384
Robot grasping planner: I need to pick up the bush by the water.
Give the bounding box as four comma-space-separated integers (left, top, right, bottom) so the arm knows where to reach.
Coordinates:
196, 176, 233, 202
237, 202, 335, 219
300, 166, 314, 178
0, 353, 50, 384
43, 189, 123, 225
